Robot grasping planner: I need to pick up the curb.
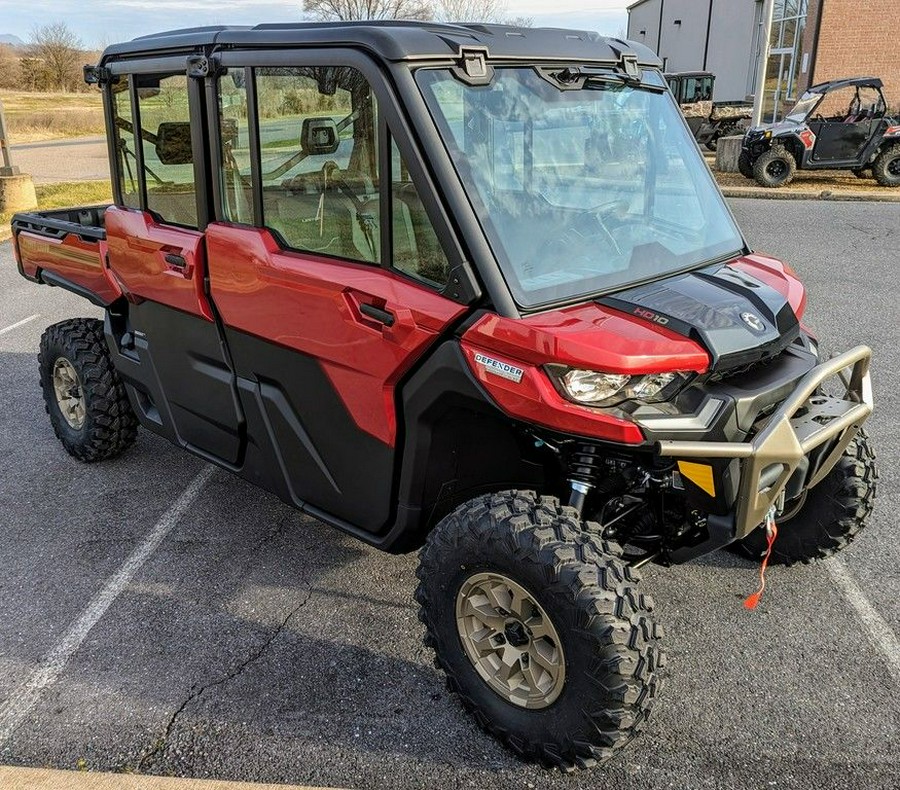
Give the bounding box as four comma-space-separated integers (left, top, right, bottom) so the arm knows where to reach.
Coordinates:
720, 185, 900, 202
0, 766, 344, 790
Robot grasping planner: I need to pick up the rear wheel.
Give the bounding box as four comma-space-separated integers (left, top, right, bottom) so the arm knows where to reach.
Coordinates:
416, 491, 664, 770
39, 318, 138, 462
738, 151, 755, 179
872, 143, 900, 187
737, 431, 876, 565
753, 146, 796, 187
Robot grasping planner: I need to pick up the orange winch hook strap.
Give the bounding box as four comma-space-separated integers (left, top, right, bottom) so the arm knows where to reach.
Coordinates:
744, 512, 778, 611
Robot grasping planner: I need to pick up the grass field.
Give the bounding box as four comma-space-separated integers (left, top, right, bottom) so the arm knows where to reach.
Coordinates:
0, 179, 111, 240
0, 90, 105, 144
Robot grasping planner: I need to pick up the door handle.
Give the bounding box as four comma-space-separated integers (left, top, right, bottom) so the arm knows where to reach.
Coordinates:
359, 303, 395, 327
164, 253, 187, 268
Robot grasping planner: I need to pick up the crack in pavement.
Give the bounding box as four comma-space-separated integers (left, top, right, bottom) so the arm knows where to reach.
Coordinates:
134, 583, 313, 773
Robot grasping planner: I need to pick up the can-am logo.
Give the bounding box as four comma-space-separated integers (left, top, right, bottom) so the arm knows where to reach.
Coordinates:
473, 353, 524, 383
740, 312, 765, 332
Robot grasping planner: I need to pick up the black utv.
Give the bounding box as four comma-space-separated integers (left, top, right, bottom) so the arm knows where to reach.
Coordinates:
740, 76, 900, 187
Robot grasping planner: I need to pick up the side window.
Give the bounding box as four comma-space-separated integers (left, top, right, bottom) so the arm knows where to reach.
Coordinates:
135, 73, 198, 228
219, 69, 253, 224
255, 66, 380, 263
214, 64, 453, 290
111, 76, 141, 209
390, 138, 450, 287
683, 77, 699, 103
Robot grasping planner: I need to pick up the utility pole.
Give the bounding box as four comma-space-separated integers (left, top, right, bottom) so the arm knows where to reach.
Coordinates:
0, 100, 20, 176
751, 0, 776, 127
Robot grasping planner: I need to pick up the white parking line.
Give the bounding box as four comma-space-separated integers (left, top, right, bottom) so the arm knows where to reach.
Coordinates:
0, 314, 40, 337
0, 466, 216, 745
827, 558, 900, 685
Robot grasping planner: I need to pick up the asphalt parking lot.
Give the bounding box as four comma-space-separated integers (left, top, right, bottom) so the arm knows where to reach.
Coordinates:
1, 199, 898, 790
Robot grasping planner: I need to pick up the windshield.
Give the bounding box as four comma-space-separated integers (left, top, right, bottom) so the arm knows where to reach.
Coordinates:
785, 92, 823, 123
416, 67, 744, 308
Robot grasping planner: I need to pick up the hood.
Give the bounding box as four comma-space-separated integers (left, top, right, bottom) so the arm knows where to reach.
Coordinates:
598, 261, 800, 373
461, 256, 805, 377
747, 120, 804, 137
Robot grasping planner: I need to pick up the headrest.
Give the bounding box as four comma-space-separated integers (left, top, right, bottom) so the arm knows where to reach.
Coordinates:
155, 122, 193, 165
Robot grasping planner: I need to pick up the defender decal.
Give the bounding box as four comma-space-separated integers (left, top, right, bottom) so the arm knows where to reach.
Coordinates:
473, 352, 524, 383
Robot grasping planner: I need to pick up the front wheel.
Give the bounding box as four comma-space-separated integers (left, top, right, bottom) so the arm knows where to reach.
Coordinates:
416, 491, 664, 770
738, 151, 755, 179
737, 430, 876, 565
753, 146, 797, 187
872, 143, 900, 187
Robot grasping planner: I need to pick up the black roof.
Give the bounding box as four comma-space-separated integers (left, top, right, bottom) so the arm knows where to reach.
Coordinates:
806, 76, 883, 93
100, 21, 661, 67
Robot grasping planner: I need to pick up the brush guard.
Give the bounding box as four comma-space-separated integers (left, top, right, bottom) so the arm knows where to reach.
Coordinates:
656, 345, 873, 539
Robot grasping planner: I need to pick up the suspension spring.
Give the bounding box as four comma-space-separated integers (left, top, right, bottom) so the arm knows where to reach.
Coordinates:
566, 443, 606, 513
568, 443, 605, 487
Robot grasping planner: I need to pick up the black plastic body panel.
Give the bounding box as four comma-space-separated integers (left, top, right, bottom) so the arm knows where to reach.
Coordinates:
105, 301, 243, 463
599, 261, 800, 374
224, 328, 395, 533
393, 340, 548, 549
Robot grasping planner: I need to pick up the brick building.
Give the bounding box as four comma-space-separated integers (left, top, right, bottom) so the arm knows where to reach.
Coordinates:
804, 0, 899, 110
627, 0, 900, 119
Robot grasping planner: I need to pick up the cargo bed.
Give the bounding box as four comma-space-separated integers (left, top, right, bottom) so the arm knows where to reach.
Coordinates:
11, 206, 117, 306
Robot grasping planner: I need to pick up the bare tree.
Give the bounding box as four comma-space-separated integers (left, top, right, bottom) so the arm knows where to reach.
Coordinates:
0, 45, 21, 90
434, 0, 507, 22
301, 0, 531, 24
28, 22, 83, 92
302, 0, 433, 21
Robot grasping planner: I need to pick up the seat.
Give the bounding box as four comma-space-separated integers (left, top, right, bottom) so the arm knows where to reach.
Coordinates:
267, 168, 378, 262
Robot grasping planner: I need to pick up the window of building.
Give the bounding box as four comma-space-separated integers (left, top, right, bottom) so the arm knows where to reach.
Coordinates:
763, 0, 810, 121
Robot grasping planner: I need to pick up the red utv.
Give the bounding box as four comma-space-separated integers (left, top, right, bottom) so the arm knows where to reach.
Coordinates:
9, 22, 875, 771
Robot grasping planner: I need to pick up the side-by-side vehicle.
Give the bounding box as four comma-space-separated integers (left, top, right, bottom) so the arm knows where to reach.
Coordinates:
741, 76, 900, 187
9, 23, 876, 770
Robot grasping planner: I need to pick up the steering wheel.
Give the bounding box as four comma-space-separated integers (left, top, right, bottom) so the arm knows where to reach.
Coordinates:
814, 113, 826, 123
527, 203, 627, 277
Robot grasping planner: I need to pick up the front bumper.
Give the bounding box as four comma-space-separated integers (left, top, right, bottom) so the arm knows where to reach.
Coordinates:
656, 345, 873, 542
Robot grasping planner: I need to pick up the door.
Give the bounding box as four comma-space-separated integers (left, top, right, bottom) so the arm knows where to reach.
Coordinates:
810, 120, 874, 163
808, 85, 884, 164
205, 56, 469, 532
104, 67, 243, 463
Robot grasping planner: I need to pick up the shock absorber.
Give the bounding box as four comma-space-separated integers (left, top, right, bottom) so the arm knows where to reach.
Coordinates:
566, 443, 605, 514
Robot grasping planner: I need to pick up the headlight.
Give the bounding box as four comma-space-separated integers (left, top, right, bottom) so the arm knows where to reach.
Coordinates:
546, 366, 692, 407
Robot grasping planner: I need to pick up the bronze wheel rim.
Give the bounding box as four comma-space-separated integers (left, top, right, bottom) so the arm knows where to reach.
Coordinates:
455, 572, 566, 709
52, 357, 86, 430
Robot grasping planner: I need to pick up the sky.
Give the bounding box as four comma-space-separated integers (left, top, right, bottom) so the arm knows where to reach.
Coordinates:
0, 0, 629, 50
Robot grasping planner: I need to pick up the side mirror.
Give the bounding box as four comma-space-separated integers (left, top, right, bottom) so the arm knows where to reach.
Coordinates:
300, 117, 340, 156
